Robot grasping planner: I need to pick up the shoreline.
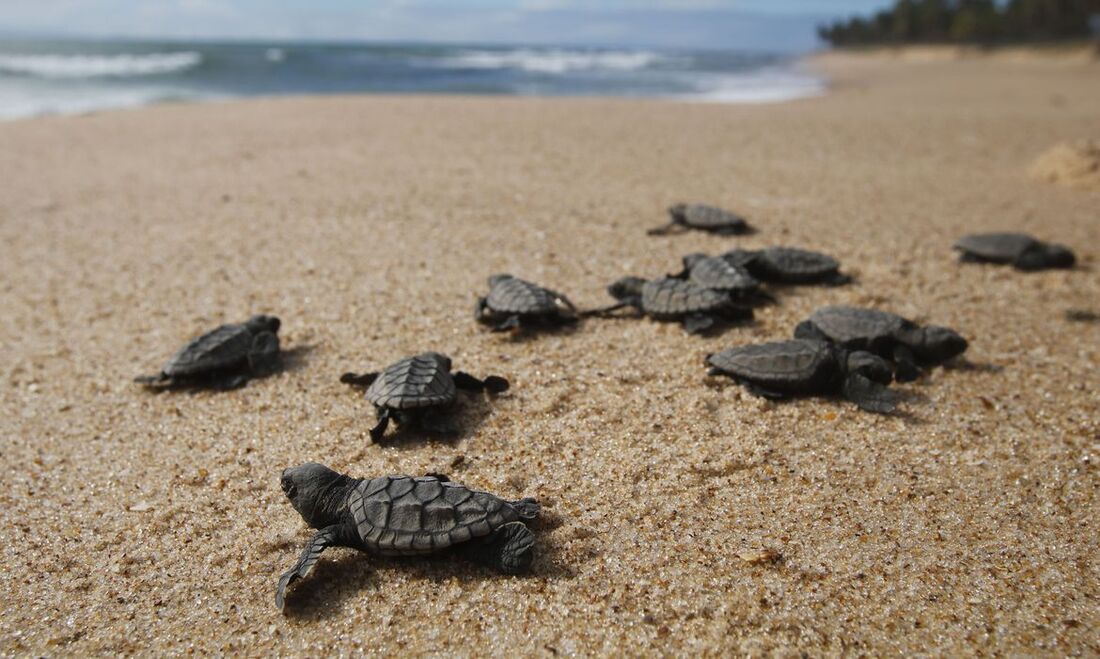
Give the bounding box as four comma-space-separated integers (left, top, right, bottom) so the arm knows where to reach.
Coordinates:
1, 50, 1098, 655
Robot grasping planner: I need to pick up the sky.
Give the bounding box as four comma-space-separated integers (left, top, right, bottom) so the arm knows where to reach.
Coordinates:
0, 1, 896, 51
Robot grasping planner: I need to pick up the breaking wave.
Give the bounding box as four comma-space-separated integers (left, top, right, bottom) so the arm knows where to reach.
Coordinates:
0, 52, 203, 79
427, 48, 673, 74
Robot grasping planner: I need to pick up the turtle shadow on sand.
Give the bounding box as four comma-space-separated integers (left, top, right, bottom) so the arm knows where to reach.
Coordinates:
136, 346, 313, 394
493, 319, 583, 343
941, 357, 1003, 374
367, 394, 506, 449
281, 530, 576, 620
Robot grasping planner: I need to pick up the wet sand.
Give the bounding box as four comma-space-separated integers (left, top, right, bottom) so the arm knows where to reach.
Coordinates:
1, 52, 1098, 655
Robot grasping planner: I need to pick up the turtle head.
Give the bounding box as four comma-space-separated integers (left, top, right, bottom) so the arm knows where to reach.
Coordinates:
488, 273, 514, 288
845, 350, 893, 385
913, 325, 968, 364
246, 315, 281, 335
668, 203, 688, 223
608, 276, 646, 302
682, 253, 708, 269
281, 463, 349, 529
1016, 243, 1076, 270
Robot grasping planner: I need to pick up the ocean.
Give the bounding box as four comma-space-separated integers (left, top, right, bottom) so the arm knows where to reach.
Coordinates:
0, 39, 825, 120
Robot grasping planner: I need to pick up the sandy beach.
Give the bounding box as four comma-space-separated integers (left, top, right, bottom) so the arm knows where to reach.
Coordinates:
1, 52, 1098, 655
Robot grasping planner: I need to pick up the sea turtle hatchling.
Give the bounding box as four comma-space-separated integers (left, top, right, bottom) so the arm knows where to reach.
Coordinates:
593, 276, 753, 334
648, 203, 752, 236
794, 305, 968, 382
134, 314, 281, 389
675, 253, 763, 298
340, 352, 509, 441
722, 247, 852, 286
475, 274, 578, 332
276, 463, 539, 610
706, 339, 897, 414
954, 232, 1076, 271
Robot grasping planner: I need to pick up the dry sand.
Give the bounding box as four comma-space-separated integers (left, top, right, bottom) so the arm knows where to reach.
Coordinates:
1, 53, 1098, 656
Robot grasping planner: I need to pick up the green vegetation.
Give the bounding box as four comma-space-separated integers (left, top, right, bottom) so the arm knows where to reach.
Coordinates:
818, 0, 1100, 46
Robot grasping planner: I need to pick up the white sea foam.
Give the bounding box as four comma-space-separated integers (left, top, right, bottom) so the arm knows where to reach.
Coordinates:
679, 66, 826, 104
428, 48, 671, 74
0, 52, 202, 79
0, 84, 215, 120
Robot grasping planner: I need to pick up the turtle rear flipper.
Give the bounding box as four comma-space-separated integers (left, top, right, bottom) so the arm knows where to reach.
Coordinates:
842, 373, 897, 414
340, 371, 379, 387
462, 521, 535, 574
276, 526, 342, 611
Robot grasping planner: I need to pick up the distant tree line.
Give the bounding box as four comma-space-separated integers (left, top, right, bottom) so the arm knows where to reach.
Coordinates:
819, 0, 1100, 46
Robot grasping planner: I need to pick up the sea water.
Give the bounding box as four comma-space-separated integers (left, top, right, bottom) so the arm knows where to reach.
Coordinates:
0, 38, 825, 119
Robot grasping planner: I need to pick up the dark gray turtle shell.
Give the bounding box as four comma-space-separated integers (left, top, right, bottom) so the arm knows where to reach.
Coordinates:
348, 475, 521, 555
753, 247, 841, 283
365, 352, 456, 410
677, 204, 747, 230
642, 278, 730, 317
163, 323, 254, 377
806, 306, 911, 346
707, 339, 838, 393
685, 255, 760, 292
953, 232, 1038, 262
485, 275, 564, 315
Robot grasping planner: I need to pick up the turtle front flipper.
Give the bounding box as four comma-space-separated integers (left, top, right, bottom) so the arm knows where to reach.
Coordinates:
890, 345, 921, 383
248, 331, 281, 376
340, 371, 379, 387
461, 521, 536, 574
682, 313, 715, 335
492, 315, 522, 333
276, 525, 343, 611
646, 221, 678, 236
134, 372, 171, 386
453, 371, 510, 394
793, 320, 828, 342
370, 408, 392, 442
842, 373, 897, 414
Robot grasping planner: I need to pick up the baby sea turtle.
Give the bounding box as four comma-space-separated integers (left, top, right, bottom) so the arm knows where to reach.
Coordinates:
722, 247, 851, 286
595, 276, 753, 334
706, 339, 896, 414
475, 274, 578, 332
134, 315, 281, 389
276, 463, 539, 610
954, 232, 1076, 271
794, 306, 968, 382
676, 253, 762, 296
340, 352, 508, 441
648, 203, 752, 236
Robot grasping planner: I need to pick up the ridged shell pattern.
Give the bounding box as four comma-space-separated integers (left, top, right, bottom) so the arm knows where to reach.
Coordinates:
641, 278, 727, 316
365, 353, 456, 409
349, 476, 518, 554
683, 204, 743, 229
689, 256, 759, 292
487, 276, 558, 314
165, 324, 252, 376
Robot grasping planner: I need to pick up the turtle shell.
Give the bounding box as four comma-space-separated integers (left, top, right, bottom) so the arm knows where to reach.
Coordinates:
707, 339, 838, 393
641, 278, 730, 317
687, 256, 760, 293
752, 247, 841, 283
954, 232, 1038, 262
678, 204, 747, 230
719, 249, 760, 269
162, 323, 253, 377
807, 306, 911, 346
348, 475, 520, 555
486, 275, 563, 315
366, 353, 456, 410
